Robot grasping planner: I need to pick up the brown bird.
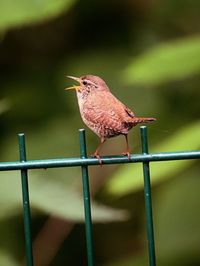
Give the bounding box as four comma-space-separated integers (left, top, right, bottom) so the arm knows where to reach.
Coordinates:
65, 75, 156, 164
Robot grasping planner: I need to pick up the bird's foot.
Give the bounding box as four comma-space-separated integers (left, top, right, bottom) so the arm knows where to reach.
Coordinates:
122, 151, 131, 160
92, 152, 103, 166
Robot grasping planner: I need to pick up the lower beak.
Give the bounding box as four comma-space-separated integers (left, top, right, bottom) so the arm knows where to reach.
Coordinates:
65, 76, 81, 91
65, 85, 81, 91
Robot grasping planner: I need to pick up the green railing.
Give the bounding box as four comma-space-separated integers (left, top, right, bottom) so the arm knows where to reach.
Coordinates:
0, 126, 200, 266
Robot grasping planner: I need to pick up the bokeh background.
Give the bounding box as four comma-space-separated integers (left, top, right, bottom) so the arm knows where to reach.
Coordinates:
0, 0, 200, 265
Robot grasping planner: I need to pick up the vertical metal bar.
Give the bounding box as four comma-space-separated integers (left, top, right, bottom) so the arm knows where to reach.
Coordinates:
79, 129, 95, 266
140, 126, 156, 266
18, 133, 34, 266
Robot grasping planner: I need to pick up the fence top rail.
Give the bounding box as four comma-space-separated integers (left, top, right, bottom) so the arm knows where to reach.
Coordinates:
0, 150, 200, 171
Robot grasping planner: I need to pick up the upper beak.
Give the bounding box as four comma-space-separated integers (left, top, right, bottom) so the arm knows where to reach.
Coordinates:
65, 76, 81, 91
66, 76, 81, 82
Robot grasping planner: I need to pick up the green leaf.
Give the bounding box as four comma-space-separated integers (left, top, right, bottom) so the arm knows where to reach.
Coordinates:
124, 36, 200, 85
0, 251, 18, 266
0, 0, 76, 31
105, 120, 200, 196
0, 169, 128, 222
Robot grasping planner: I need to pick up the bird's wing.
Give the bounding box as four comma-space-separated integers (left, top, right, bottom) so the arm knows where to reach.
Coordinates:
123, 105, 135, 118
83, 91, 135, 132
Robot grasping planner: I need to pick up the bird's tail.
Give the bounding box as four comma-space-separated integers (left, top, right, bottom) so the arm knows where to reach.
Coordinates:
131, 117, 156, 124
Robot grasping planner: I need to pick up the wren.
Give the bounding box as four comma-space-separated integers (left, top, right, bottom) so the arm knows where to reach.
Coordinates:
65, 75, 156, 164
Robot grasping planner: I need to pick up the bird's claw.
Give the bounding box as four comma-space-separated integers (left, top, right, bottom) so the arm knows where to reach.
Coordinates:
92, 152, 103, 166
122, 151, 131, 160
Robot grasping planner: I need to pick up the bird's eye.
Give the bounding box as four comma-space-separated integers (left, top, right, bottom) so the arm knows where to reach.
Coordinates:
83, 81, 87, 85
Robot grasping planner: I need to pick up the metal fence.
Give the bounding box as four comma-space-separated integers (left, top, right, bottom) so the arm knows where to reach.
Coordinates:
0, 126, 200, 266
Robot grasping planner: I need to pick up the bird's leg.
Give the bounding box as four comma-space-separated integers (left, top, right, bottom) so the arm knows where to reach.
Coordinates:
93, 138, 106, 165
122, 134, 131, 160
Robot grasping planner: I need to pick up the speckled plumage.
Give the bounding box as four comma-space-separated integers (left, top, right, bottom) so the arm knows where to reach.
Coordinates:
66, 75, 156, 163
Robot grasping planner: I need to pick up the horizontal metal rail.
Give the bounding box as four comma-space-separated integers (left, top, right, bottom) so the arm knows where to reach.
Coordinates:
0, 150, 200, 171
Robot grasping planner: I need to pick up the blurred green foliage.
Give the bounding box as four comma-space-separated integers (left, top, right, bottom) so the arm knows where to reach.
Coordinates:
0, 0, 76, 31
106, 120, 200, 196
0, 0, 200, 265
125, 36, 200, 85
0, 170, 128, 221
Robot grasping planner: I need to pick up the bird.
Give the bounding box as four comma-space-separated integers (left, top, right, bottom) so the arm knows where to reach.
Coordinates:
65, 75, 156, 164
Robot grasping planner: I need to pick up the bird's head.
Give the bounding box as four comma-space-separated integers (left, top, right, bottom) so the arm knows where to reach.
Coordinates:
65, 75, 109, 98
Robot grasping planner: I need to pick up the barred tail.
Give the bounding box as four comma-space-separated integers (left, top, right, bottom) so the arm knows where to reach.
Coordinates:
132, 117, 156, 124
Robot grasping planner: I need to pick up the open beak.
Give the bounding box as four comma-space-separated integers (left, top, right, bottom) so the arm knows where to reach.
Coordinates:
65, 76, 81, 91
